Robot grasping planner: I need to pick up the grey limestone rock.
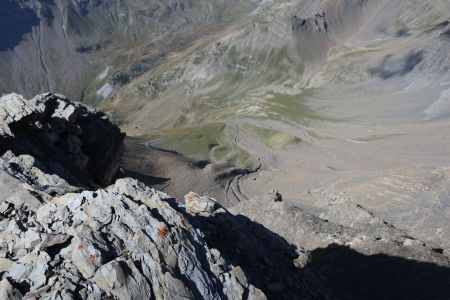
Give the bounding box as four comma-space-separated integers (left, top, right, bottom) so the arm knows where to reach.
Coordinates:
184, 191, 222, 216
0, 92, 125, 191
0, 93, 269, 299
2, 175, 269, 299
292, 12, 328, 33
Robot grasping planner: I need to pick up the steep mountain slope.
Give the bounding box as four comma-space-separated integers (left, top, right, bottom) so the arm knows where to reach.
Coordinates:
0, 0, 258, 99
2, 0, 450, 269
3, 1, 449, 147
103, 0, 450, 160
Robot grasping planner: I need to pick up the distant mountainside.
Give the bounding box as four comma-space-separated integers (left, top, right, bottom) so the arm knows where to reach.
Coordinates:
0, 0, 253, 99
2, 1, 449, 125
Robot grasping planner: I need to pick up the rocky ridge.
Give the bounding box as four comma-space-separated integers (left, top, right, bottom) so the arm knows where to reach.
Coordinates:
0, 93, 327, 299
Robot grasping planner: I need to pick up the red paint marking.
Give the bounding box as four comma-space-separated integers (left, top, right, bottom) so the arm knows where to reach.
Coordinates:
158, 227, 169, 238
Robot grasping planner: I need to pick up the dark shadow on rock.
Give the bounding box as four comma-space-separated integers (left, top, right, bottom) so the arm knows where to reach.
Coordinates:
440, 29, 450, 40
0, 97, 124, 190
144, 144, 183, 156
425, 20, 449, 34
192, 160, 211, 169
307, 244, 450, 300
122, 169, 170, 186
369, 51, 424, 80
395, 28, 410, 37
0, 1, 40, 51
190, 212, 333, 300
186, 207, 450, 300
215, 168, 255, 181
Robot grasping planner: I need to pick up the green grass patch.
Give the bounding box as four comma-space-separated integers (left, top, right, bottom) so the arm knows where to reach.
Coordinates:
144, 123, 255, 168
251, 126, 301, 150
262, 91, 324, 125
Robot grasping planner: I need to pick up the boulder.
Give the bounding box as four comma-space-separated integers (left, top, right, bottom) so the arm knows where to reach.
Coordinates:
184, 191, 221, 216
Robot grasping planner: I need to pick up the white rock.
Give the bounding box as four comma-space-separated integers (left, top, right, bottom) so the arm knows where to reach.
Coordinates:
0, 278, 22, 300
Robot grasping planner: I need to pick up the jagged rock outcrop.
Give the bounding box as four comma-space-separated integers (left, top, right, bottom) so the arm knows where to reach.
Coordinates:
1, 176, 269, 299
0, 93, 124, 191
0, 93, 275, 299
292, 13, 328, 33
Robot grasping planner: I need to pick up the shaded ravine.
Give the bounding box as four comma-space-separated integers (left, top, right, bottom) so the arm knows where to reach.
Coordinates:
12, 49, 22, 91
36, 21, 52, 91
56, 1, 73, 52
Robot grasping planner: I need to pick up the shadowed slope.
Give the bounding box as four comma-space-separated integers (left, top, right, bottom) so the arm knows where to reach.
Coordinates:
309, 245, 450, 300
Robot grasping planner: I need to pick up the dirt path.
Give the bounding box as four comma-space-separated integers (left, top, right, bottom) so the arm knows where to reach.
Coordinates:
223, 124, 265, 203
